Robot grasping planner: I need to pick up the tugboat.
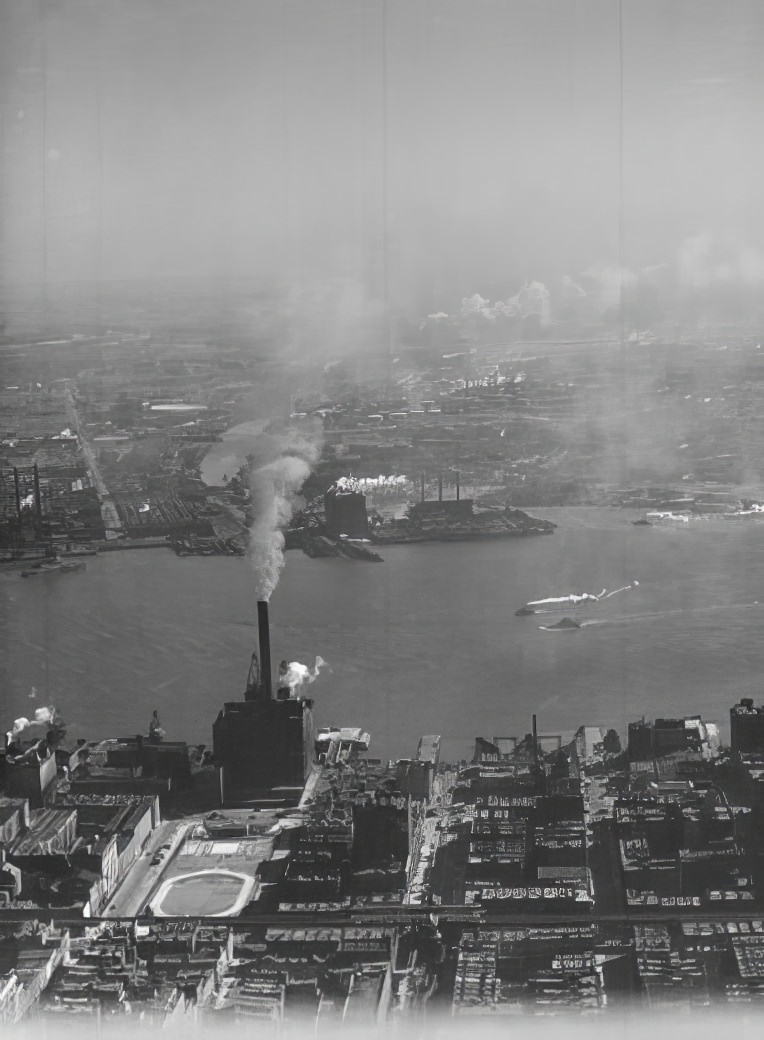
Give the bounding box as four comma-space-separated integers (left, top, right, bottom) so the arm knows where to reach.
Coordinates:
516, 591, 604, 616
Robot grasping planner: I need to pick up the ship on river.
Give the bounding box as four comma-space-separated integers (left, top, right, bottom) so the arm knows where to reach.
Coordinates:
516, 581, 639, 616
516, 590, 605, 616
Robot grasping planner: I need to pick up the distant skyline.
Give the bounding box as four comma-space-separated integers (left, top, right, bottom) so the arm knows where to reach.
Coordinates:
2, 0, 764, 313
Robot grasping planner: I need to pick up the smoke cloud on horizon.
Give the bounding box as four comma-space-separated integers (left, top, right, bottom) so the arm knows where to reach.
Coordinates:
3, 1, 764, 325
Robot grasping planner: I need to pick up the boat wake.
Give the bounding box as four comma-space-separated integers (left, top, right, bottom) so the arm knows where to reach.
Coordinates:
539, 617, 602, 631
573, 601, 762, 626
538, 616, 582, 632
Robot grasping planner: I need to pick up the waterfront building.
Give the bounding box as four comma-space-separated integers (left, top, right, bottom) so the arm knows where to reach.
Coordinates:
731, 698, 764, 758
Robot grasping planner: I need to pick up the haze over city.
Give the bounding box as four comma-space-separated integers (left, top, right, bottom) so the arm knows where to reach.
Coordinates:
3, 0, 764, 319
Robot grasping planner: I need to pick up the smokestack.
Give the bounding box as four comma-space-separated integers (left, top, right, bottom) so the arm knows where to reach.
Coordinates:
532, 714, 539, 767
33, 464, 42, 518
257, 601, 273, 701
13, 467, 21, 518
420, 473, 425, 503
438, 471, 443, 502
455, 470, 460, 502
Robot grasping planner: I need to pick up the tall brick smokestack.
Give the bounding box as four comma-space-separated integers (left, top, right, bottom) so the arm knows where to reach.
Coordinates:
257, 601, 273, 701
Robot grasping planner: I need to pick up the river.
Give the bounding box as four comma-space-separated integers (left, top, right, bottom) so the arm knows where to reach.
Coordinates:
199, 418, 271, 486
2, 509, 764, 761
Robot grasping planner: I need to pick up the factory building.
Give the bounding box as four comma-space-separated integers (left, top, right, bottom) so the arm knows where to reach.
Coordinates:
324, 477, 369, 538
627, 716, 719, 762
213, 602, 315, 806
213, 699, 314, 805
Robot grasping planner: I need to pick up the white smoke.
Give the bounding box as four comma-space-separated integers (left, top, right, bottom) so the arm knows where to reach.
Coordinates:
10, 706, 57, 742
459, 283, 551, 323
249, 456, 312, 600
248, 429, 323, 601
276, 277, 388, 360
356, 474, 409, 489
678, 232, 764, 289
582, 263, 639, 310
460, 293, 491, 317
281, 656, 327, 694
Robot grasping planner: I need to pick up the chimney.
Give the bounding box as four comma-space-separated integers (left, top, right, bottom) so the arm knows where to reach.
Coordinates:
420, 473, 425, 503
455, 470, 460, 501
257, 601, 273, 701
532, 714, 539, 767
438, 471, 443, 502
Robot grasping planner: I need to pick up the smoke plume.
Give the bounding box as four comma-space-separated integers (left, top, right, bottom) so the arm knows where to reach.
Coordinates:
678, 232, 764, 289
282, 656, 327, 694
9, 706, 65, 744
248, 428, 322, 600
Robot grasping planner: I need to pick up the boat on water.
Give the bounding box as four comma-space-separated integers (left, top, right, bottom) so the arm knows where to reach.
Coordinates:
645, 511, 690, 523
516, 581, 639, 616
516, 590, 605, 616
20, 559, 87, 578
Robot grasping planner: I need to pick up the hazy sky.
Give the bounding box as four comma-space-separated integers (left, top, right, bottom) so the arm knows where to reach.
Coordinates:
2, 0, 764, 308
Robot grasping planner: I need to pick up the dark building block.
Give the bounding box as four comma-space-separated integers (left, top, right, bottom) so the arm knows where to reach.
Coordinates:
627, 721, 653, 761
324, 485, 368, 538
731, 699, 764, 758
213, 698, 314, 804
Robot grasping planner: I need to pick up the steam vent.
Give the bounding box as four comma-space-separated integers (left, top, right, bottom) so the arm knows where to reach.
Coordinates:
324, 476, 369, 539
212, 602, 315, 806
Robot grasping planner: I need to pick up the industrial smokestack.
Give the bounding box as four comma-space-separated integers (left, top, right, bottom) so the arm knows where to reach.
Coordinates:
438, 471, 443, 502
420, 473, 425, 503
532, 714, 539, 767
257, 601, 273, 701
13, 467, 21, 518
455, 470, 460, 502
